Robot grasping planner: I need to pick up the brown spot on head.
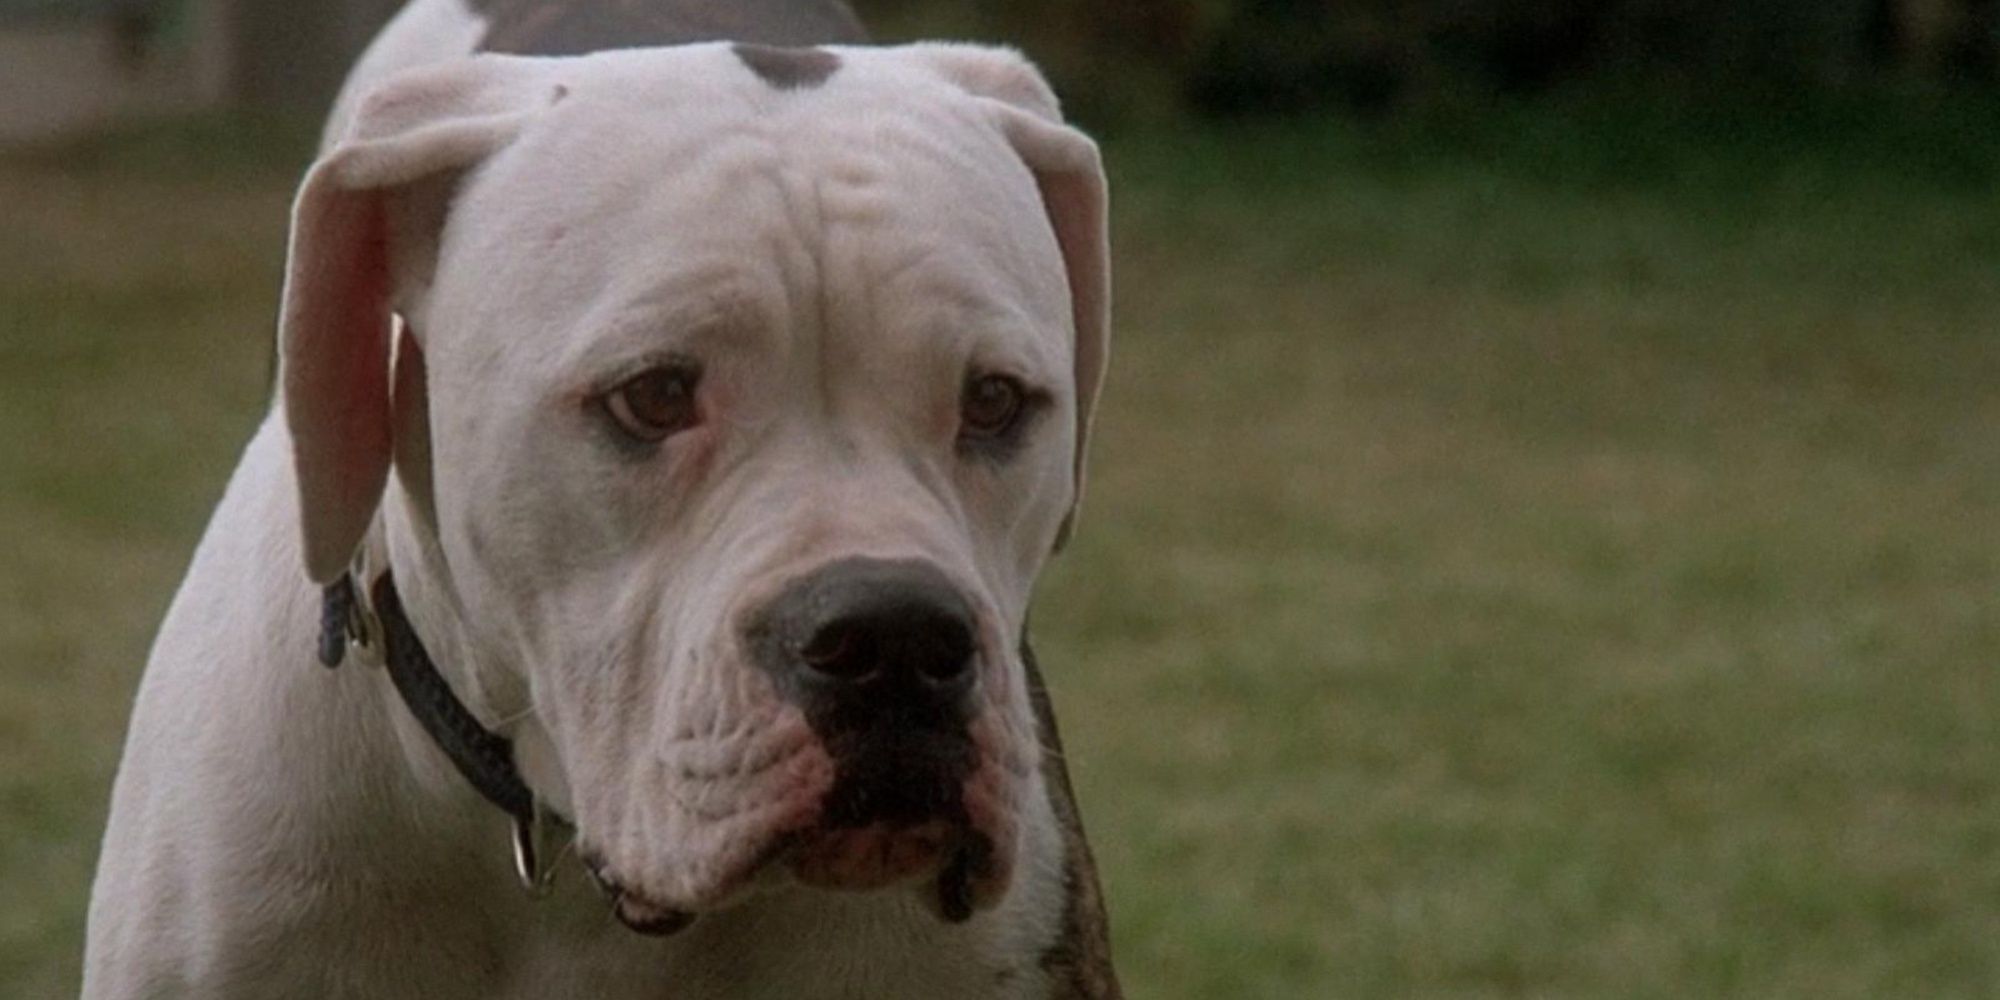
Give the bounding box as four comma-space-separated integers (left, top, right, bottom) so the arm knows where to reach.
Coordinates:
733, 43, 841, 90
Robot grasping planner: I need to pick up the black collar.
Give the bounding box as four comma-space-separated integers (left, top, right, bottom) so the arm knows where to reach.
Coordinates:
320, 571, 568, 892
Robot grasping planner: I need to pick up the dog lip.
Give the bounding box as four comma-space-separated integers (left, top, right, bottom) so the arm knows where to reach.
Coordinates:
931, 846, 976, 923
579, 823, 809, 935
581, 851, 698, 937
783, 818, 965, 892
614, 899, 697, 937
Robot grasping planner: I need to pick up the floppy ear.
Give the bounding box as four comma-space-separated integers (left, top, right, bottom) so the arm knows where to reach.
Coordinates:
913, 45, 1111, 553
281, 57, 562, 584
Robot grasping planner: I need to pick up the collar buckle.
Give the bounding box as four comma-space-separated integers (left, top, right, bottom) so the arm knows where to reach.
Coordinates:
317, 572, 384, 669
344, 583, 386, 668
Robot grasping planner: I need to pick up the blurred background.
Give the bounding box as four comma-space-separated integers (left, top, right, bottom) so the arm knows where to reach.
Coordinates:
3, 1, 1996, 996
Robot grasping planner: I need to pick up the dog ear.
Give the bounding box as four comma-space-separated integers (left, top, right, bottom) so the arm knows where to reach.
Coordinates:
912, 46, 1111, 553
998, 109, 1109, 554
281, 57, 563, 584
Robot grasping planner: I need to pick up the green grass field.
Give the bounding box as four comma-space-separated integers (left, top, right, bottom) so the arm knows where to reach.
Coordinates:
3, 96, 1997, 997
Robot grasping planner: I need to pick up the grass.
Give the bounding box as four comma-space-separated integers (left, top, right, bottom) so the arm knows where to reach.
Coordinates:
3, 93, 1997, 997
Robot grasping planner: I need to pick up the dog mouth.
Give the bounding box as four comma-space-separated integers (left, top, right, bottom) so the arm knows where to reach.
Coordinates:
568, 642, 1030, 938
787, 818, 998, 923
577, 726, 1017, 937
582, 819, 998, 936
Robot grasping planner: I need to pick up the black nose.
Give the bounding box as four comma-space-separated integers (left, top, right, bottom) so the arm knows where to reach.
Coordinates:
746, 558, 980, 717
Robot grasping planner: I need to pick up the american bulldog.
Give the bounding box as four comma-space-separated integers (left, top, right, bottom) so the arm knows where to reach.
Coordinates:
81, 0, 1118, 997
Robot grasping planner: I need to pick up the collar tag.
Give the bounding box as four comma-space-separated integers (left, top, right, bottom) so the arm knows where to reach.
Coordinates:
512, 797, 571, 897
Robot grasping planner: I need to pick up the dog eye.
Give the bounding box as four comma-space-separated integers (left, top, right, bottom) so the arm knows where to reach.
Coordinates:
961, 374, 1027, 439
957, 372, 1051, 462
603, 365, 701, 442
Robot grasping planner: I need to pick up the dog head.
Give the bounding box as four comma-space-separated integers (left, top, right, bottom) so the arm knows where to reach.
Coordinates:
278, 43, 1108, 927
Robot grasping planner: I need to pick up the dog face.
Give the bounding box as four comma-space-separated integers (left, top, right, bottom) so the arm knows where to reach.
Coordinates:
279, 44, 1108, 928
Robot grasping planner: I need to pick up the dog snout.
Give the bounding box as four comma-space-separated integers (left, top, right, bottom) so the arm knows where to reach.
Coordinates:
747, 558, 980, 718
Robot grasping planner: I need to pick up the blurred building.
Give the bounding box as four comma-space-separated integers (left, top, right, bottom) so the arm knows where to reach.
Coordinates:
0, 0, 227, 141
0, 0, 399, 143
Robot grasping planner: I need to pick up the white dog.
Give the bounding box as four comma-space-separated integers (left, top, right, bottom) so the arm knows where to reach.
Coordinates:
81, 1, 1117, 996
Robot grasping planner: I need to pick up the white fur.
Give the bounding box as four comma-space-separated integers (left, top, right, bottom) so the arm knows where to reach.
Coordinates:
83, 9, 1108, 1000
